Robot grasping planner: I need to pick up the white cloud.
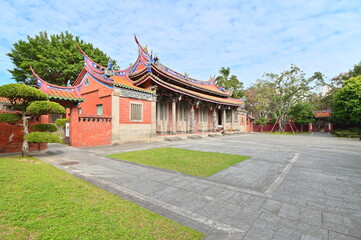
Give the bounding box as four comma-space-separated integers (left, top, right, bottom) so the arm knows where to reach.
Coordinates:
0, 0, 360, 87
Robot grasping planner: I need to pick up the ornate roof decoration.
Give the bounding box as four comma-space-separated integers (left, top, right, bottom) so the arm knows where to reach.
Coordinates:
30, 66, 84, 102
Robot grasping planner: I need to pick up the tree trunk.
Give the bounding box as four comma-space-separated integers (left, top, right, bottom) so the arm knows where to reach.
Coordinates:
22, 112, 30, 157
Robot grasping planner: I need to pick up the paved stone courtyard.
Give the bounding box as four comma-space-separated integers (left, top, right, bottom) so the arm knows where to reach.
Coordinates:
36, 133, 361, 239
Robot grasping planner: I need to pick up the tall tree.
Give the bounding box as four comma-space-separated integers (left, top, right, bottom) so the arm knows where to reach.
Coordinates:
215, 67, 244, 98
244, 80, 275, 119
0, 84, 65, 156
332, 76, 361, 125
288, 102, 316, 124
7, 31, 115, 86
256, 65, 324, 131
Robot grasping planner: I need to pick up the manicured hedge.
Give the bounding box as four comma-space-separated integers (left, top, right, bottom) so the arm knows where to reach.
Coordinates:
24, 132, 62, 143
30, 123, 58, 132
27, 101, 65, 116
0, 113, 20, 124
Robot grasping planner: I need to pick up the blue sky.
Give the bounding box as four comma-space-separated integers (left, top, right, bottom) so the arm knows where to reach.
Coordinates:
1, 0, 360, 87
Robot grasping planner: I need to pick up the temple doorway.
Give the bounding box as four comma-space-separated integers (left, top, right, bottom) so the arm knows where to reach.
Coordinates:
218, 110, 222, 126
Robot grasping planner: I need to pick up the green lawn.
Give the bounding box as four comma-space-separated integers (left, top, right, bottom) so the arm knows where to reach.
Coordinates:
107, 148, 250, 177
0, 157, 205, 240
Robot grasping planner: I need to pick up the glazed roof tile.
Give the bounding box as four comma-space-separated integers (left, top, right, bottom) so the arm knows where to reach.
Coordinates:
47, 90, 84, 102
314, 112, 331, 118
0, 97, 11, 104
110, 76, 154, 94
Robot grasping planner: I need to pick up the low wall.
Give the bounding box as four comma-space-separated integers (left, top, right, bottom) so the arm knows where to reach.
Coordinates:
0, 120, 47, 154
112, 123, 152, 144
70, 115, 112, 147
253, 124, 309, 132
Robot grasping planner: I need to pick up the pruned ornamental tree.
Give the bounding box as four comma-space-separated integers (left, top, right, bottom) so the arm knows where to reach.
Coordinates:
332, 76, 361, 125
7, 31, 115, 86
0, 84, 65, 156
215, 67, 244, 99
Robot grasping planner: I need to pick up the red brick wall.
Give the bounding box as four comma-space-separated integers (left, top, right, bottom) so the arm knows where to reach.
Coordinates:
78, 76, 112, 116
71, 117, 112, 147
68, 107, 111, 147
0, 118, 48, 154
119, 97, 152, 124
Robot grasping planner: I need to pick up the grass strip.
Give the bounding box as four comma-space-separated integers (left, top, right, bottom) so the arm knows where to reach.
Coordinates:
108, 147, 250, 177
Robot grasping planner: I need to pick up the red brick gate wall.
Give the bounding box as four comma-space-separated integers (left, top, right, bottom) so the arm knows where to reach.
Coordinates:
68, 107, 112, 147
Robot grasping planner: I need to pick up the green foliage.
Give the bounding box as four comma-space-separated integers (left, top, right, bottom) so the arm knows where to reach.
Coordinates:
7, 31, 115, 86
246, 65, 324, 131
255, 117, 267, 125
108, 148, 250, 178
333, 127, 361, 137
30, 124, 58, 132
24, 132, 62, 143
332, 76, 361, 124
0, 84, 48, 110
55, 118, 69, 128
26, 101, 65, 116
0, 157, 204, 239
0, 113, 20, 124
245, 81, 275, 119
215, 67, 244, 98
288, 102, 316, 124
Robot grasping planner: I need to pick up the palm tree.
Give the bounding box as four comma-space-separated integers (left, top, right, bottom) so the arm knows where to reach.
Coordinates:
215, 67, 244, 98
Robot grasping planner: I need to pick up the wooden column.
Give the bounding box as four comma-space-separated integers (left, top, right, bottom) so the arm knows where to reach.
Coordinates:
213, 109, 217, 132
156, 99, 160, 132
190, 105, 195, 133
172, 99, 176, 134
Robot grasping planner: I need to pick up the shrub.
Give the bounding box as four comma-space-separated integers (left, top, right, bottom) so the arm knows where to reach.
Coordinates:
333, 127, 361, 137
30, 123, 58, 132
255, 117, 267, 125
55, 118, 69, 128
27, 101, 65, 116
24, 132, 62, 143
0, 113, 20, 123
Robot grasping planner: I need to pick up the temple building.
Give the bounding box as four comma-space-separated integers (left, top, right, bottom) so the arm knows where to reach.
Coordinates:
31, 36, 246, 147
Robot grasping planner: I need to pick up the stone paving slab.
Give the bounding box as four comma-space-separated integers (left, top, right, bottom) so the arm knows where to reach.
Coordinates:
35, 133, 361, 239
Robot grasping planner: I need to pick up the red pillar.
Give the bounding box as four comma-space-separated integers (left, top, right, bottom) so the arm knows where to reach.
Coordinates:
69, 106, 79, 147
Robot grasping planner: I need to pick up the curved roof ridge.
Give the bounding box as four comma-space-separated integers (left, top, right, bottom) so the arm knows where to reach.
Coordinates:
30, 66, 82, 90
30, 66, 84, 102
157, 63, 215, 86
77, 43, 148, 79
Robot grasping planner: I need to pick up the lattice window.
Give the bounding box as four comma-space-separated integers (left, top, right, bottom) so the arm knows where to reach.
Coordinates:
130, 102, 143, 122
